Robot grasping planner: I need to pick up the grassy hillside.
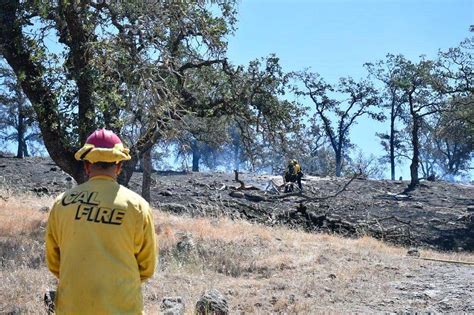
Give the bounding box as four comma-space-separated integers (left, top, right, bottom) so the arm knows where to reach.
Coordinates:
0, 191, 473, 313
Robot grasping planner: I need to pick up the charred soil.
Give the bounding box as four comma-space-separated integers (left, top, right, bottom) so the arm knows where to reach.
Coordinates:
1, 157, 473, 251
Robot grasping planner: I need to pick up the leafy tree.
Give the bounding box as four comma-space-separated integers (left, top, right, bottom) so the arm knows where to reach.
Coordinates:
295, 72, 382, 177
409, 38, 474, 182
390, 56, 448, 190
278, 117, 328, 176
0, 64, 41, 158
420, 100, 473, 179
437, 37, 473, 96
365, 54, 408, 180
437, 37, 473, 134
226, 57, 304, 172
0, 0, 238, 184
430, 38, 474, 179
185, 55, 304, 173
173, 115, 229, 172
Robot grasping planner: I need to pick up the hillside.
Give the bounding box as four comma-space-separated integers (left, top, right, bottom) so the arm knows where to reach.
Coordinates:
0, 157, 473, 251
0, 191, 473, 313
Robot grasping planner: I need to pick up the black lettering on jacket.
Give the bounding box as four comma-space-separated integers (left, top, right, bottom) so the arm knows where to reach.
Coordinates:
62, 191, 100, 206
75, 204, 126, 225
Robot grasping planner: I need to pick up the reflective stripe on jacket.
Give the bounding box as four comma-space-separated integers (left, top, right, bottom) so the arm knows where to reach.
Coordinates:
45, 175, 157, 314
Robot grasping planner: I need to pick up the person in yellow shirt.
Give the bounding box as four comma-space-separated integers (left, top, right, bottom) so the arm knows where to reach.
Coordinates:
45, 128, 157, 314
284, 159, 303, 192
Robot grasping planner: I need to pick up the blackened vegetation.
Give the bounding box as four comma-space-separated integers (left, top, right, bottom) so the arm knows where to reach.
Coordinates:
113, 171, 474, 251
1, 157, 473, 251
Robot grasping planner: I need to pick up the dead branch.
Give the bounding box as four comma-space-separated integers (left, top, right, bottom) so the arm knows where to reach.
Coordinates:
234, 169, 245, 189
268, 171, 361, 203
233, 170, 260, 190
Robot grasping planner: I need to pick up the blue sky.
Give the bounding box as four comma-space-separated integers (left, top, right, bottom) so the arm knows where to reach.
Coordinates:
226, 0, 473, 178
1, 1, 472, 178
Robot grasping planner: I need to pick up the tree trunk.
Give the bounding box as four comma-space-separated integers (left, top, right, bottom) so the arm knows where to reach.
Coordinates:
390, 141, 395, 180
118, 153, 139, 187
335, 151, 342, 177
408, 116, 420, 189
22, 141, 29, 157
191, 140, 200, 172
389, 105, 396, 180
233, 142, 240, 171
119, 128, 162, 187
141, 148, 152, 202
16, 104, 25, 158
192, 150, 201, 172
0, 0, 86, 183
59, 1, 96, 144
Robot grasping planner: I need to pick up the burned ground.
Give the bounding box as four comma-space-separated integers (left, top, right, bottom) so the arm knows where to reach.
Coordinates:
0, 156, 472, 251
1, 156, 473, 313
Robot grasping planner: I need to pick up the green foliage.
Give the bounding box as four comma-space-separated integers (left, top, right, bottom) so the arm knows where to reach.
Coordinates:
0, 0, 244, 181
420, 98, 473, 179
293, 71, 382, 176
1, 1, 471, 183
0, 63, 42, 156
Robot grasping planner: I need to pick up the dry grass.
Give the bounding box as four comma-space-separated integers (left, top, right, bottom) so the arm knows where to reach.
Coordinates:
1, 191, 473, 314
0, 191, 50, 237
0, 191, 55, 314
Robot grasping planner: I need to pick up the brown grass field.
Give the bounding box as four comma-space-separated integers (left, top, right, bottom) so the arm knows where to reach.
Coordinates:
1, 190, 473, 314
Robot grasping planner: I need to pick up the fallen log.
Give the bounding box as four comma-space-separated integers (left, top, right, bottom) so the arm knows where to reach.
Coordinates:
229, 191, 245, 198
244, 193, 266, 202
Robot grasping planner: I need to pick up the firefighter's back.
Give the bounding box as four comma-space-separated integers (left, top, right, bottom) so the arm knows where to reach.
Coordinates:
51, 176, 148, 314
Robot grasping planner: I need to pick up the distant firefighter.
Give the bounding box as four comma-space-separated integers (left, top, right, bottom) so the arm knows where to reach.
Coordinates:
284, 159, 303, 192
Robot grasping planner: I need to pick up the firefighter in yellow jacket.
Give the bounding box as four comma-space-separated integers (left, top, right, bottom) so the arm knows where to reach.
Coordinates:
45, 129, 157, 314
284, 159, 303, 192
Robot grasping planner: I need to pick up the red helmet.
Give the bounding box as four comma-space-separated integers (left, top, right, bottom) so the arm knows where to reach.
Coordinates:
74, 128, 131, 163
86, 129, 123, 148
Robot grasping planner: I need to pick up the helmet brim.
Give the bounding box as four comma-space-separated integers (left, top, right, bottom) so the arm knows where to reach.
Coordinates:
74, 143, 131, 163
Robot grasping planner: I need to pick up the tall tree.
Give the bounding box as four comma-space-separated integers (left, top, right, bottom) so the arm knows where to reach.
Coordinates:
393, 57, 445, 190
295, 72, 382, 176
425, 100, 473, 179
0, 64, 40, 158
410, 38, 474, 182
0, 0, 239, 184
183, 55, 304, 172
365, 54, 407, 180
173, 115, 229, 172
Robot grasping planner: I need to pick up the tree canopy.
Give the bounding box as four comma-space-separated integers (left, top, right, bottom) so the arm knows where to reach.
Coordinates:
0, 1, 472, 189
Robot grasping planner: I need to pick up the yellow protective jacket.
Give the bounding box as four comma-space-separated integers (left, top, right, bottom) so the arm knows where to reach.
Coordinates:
45, 175, 157, 315
286, 163, 301, 175
294, 163, 301, 174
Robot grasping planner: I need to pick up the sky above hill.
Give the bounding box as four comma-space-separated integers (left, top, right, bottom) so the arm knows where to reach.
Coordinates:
1, 1, 472, 178
226, 0, 473, 179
